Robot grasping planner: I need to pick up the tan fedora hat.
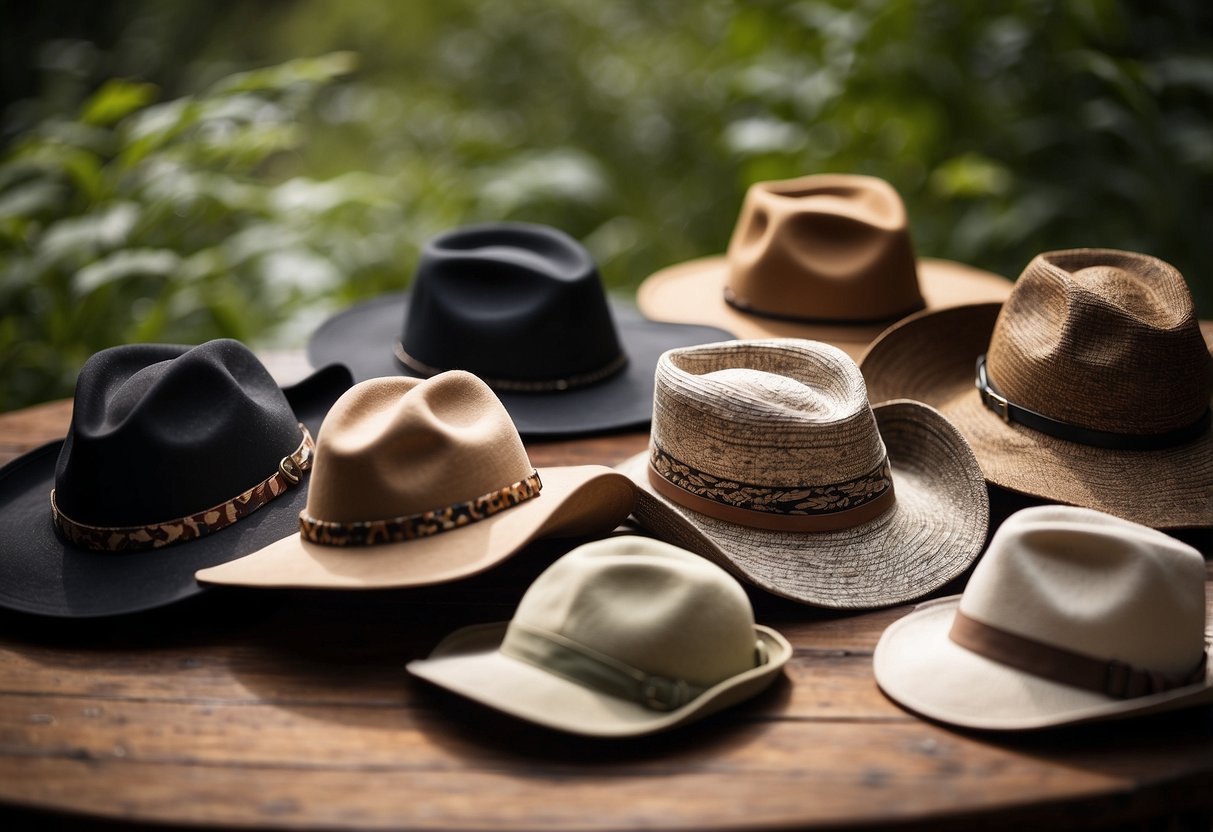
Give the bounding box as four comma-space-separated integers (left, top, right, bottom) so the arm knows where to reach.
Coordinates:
617, 339, 989, 609
195, 372, 635, 589
875, 505, 1213, 731
407, 536, 792, 737
860, 248, 1213, 529
637, 174, 1013, 359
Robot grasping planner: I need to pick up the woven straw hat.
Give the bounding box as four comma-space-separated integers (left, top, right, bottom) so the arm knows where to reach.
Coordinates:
196, 372, 635, 589
636, 174, 1013, 359
617, 339, 989, 609
407, 536, 792, 737
874, 505, 1213, 730
860, 248, 1213, 529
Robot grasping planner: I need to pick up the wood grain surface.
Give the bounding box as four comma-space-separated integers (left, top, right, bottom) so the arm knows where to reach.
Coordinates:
0, 397, 1210, 831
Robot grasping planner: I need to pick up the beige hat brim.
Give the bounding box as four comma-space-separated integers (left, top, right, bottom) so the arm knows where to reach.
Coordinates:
859, 303, 1213, 528
618, 401, 989, 609
406, 620, 792, 737
874, 597, 1213, 730
636, 256, 1013, 359
194, 466, 635, 589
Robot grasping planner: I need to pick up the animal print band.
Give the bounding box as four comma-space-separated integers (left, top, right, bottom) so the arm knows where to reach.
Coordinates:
51, 425, 315, 552
648, 444, 895, 532
393, 341, 628, 393
298, 470, 543, 546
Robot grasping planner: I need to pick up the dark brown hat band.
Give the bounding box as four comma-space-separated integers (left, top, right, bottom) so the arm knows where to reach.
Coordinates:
299, 470, 542, 546
723, 286, 925, 326
52, 425, 315, 552
950, 609, 1208, 700
394, 341, 628, 393
647, 447, 895, 532
976, 354, 1211, 450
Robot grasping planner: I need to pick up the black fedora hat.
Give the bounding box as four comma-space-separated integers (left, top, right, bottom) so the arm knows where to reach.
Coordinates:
0, 339, 352, 618
307, 222, 735, 438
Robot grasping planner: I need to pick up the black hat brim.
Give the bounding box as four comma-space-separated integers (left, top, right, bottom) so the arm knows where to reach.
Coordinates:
307, 293, 735, 438
0, 364, 352, 618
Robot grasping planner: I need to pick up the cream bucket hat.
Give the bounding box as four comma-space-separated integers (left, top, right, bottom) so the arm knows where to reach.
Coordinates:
407, 536, 792, 737
874, 505, 1213, 731
618, 339, 989, 609
196, 373, 635, 589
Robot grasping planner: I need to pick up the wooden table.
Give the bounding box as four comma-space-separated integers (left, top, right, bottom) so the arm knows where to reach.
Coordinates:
1, 400, 1211, 831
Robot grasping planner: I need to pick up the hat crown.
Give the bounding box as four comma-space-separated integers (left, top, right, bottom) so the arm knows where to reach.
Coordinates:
987, 249, 1212, 433
306, 372, 533, 524
725, 174, 924, 321
506, 538, 760, 688
653, 339, 887, 486
401, 222, 624, 384
54, 340, 303, 527
959, 505, 1207, 675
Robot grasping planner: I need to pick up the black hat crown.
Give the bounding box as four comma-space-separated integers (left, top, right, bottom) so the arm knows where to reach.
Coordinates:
397, 223, 626, 391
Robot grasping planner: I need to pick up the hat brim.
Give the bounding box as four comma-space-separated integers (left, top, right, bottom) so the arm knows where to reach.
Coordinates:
0, 365, 353, 618
859, 303, 1213, 528
194, 466, 636, 589
406, 620, 792, 737
873, 597, 1213, 731
306, 293, 735, 438
618, 400, 989, 609
636, 256, 1013, 360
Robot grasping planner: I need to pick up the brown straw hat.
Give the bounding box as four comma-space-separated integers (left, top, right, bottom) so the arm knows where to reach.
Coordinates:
196, 372, 636, 589
860, 248, 1213, 529
617, 339, 989, 609
408, 536, 792, 737
636, 174, 1013, 359
874, 505, 1213, 731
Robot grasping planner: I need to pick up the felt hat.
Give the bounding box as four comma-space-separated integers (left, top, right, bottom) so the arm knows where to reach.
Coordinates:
860, 248, 1213, 528
195, 372, 635, 589
307, 222, 734, 438
874, 505, 1213, 730
617, 339, 989, 609
636, 173, 1013, 359
406, 536, 792, 737
0, 339, 352, 618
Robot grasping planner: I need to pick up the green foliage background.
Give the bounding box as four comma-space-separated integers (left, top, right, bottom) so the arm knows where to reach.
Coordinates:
2, 0, 1212, 411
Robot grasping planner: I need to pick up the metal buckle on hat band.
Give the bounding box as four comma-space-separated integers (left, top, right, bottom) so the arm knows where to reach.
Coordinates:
51, 424, 315, 552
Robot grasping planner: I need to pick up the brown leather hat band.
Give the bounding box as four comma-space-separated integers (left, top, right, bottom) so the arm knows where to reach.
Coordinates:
950, 609, 1208, 700
723, 286, 925, 326
976, 354, 1211, 450
300, 470, 542, 546
646, 450, 895, 533
52, 425, 314, 552
394, 341, 628, 393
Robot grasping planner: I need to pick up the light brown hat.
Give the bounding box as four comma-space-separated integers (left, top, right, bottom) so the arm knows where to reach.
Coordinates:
407, 536, 792, 737
636, 174, 1013, 359
617, 339, 989, 609
195, 372, 635, 589
874, 505, 1213, 731
860, 248, 1213, 529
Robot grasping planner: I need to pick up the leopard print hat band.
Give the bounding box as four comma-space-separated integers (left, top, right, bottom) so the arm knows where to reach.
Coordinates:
298, 470, 543, 546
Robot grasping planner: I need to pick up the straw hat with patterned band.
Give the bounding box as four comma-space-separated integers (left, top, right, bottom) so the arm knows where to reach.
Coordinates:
407, 536, 793, 737
636, 173, 1013, 359
307, 222, 733, 438
617, 339, 989, 609
0, 339, 352, 618
875, 505, 1213, 730
860, 248, 1213, 529
195, 372, 636, 590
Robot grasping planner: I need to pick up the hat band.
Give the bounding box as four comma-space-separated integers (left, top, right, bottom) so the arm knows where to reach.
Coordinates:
299, 470, 542, 546
648, 445, 895, 532
723, 286, 925, 326
950, 610, 1209, 700
393, 341, 628, 393
502, 622, 723, 712
976, 354, 1212, 450
50, 424, 315, 552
